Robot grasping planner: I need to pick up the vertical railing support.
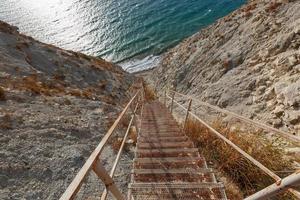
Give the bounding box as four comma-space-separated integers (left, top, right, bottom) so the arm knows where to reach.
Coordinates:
183, 99, 192, 131
92, 159, 125, 200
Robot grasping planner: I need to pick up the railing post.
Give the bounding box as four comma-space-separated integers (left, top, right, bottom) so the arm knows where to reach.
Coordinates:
183, 99, 192, 131
170, 90, 175, 114
92, 159, 125, 200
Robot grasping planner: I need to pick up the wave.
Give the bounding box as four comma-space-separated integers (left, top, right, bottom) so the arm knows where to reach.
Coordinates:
118, 55, 161, 73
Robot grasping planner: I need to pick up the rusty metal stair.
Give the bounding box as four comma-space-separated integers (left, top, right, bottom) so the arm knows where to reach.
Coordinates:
128, 101, 227, 200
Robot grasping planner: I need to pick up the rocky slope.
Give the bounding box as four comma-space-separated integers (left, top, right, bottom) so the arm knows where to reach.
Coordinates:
152, 0, 300, 135
0, 21, 134, 199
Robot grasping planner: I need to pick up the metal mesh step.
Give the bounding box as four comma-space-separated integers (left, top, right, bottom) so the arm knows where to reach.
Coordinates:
133, 157, 206, 169
137, 141, 194, 149
136, 148, 200, 158
129, 182, 226, 200
129, 101, 227, 200
138, 136, 189, 143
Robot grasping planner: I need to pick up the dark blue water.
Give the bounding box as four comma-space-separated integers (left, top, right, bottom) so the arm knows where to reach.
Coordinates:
0, 0, 245, 71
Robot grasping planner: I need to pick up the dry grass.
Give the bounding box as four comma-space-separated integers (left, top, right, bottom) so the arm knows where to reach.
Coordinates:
3, 74, 101, 101
111, 137, 123, 153
128, 126, 138, 144
0, 113, 13, 130
184, 118, 293, 199
242, 3, 257, 18
21, 75, 65, 96
222, 59, 230, 70
265, 2, 282, 13
82, 88, 95, 99
142, 81, 157, 102
120, 114, 131, 129
0, 87, 6, 101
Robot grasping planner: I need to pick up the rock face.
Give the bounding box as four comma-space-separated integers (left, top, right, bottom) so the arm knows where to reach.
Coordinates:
152, 0, 300, 134
0, 21, 134, 199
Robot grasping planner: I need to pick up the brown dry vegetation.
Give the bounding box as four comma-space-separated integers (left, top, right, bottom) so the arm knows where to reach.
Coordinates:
21, 75, 65, 96
142, 81, 157, 102
128, 126, 138, 144
184, 118, 294, 199
0, 87, 6, 101
0, 75, 107, 101
111, 137, 123, 153
0, 113, 13, 130
265, 2, 282, 13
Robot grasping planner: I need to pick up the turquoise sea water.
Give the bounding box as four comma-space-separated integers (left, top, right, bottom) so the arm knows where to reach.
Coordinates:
0, 0, 245, 71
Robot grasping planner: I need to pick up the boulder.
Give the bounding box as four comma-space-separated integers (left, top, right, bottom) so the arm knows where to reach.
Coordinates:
273, 105, 284, 117
288, 111, 300, 125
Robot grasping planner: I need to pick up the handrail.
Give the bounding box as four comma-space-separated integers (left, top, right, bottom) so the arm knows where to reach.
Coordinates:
169, 89, 300, 143
244, 170, 300, 200
101, 103, 139, 200
60, 89, 143, 200
165, 93, 300, 199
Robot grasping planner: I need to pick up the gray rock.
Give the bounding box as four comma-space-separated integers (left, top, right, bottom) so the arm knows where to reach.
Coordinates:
288, 111, 300, 125
273, 105, 285, 117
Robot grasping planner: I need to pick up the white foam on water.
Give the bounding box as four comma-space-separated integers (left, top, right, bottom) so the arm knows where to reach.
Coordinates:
119, 55, 161, 73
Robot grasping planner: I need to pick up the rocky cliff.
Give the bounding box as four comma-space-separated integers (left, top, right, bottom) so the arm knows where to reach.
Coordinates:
0, 21, 134, 199
152, 0, 300, 135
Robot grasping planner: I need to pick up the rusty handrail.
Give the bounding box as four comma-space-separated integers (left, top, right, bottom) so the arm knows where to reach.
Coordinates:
165, 93, 300, 199
60, 88, 143, 200
244, 170, 300, 200
168, 89, 300, 143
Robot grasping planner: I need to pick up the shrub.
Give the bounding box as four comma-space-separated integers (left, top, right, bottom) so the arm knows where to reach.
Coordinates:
111, 137, 123, 153
184, 118, 292, 199
128, 126, 137, 145
142, 81, 157, 102
0, 114, 12, 130
265, 2, 282, 13
0, 87, 6, 101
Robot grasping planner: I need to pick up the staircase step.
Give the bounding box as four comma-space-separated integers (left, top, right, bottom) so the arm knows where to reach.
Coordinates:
129, 101, 227, 200
132, 168, 214, 182
132, 168, 213, 174
137, 141, 194, 149
129, 182, 226, 200
136, 148, 199, 158
133, 157, 206, 169
139, 132, 183, 137
129, 182, 224, 189
138, 136, 189, 142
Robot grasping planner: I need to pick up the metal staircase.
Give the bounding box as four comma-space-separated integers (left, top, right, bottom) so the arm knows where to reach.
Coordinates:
128, 101, 227, 200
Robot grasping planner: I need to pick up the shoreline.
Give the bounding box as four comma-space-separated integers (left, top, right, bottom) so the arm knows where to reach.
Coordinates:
117, 54, 161, 73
